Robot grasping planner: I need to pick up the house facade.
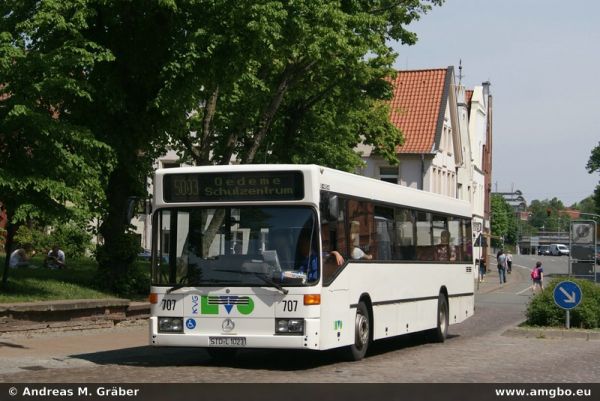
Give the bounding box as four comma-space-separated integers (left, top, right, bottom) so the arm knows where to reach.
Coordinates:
359, 67, 493, 267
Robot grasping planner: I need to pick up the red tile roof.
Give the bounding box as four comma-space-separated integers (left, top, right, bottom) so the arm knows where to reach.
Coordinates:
389, 68, 451, 154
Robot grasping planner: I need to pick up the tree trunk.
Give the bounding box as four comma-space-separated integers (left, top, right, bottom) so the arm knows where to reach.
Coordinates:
1, 212, 17, 289
97, 162, 140, 290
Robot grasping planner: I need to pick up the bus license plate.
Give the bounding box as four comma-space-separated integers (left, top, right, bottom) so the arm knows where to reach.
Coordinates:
209, 337, 247, 347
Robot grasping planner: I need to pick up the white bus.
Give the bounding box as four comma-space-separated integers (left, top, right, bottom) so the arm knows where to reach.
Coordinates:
149, 164, 474, 360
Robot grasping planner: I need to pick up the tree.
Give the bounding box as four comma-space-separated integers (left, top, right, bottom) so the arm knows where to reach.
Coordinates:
490, 195, 518, 247
160, 1, 440, 168
527, 198, 570, 234
491, 195, 509, 247
0, 0, 114, 287
586, 141, 600, 216
2, 0, 443, 292
571, 195, 596, 215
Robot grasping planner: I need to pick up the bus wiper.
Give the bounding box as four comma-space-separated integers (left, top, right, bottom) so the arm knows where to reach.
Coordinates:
254, 273, 288, 295
166, 284, 186, 294
166, 279, 241, 293
213, 268, 288, 295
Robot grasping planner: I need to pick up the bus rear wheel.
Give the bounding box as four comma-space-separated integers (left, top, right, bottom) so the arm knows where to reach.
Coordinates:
429, 293, 449, 343
342, 301, 370, 361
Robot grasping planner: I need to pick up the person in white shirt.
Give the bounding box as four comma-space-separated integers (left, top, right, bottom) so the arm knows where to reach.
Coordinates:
45, 245, 66, 269
350, 221, 372, 260
9, 248, 30, 268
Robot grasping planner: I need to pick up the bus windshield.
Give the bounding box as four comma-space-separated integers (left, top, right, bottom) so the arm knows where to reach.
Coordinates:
151, 206, 320, 287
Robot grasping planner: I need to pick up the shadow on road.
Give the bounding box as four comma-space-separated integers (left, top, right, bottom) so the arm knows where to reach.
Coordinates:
0, 341, 29, 349
71, 331, 452, 370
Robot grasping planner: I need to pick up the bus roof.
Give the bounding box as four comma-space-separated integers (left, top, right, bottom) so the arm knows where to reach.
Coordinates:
154, 164, 472, 217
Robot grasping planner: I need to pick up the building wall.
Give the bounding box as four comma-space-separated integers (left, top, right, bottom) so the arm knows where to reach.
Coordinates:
362, 99, 458, 199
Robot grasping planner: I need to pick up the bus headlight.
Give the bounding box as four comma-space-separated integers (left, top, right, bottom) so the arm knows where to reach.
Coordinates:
275, 318, 304, 334
158, 317, 184, 333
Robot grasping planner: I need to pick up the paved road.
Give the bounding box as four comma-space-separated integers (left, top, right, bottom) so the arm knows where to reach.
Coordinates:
512, 253, 569, 276
1, 263, 599, 383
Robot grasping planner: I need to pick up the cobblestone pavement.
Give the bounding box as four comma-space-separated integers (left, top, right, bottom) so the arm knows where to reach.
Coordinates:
1, 266, 599, 383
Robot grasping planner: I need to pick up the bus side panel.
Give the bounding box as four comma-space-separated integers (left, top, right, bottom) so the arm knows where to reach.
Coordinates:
318, 274, 355, 351
342, 263, 472, 341
373, 304, 400, 339
449, 295, 474, 324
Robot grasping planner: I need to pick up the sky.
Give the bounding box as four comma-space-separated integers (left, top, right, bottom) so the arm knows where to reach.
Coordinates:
391, 0, 600, 206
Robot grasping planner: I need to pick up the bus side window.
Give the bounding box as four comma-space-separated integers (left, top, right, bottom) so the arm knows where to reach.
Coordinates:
320, 193, 347, 282
393, 208, 416, 261
319, 192, 347, 257
416, 212, 434, 261
374, 206, 394, 261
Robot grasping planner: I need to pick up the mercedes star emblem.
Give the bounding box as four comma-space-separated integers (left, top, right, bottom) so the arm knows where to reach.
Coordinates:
222, 318, 235, 332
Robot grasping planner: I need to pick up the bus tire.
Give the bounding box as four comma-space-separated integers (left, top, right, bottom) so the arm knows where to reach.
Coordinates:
430, 293, 449, 343
207, 348, 237, 362
342, 301, 370, 361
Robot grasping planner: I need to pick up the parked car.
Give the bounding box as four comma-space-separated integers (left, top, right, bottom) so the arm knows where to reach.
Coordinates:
537, 245, 550, 256
596, 245, 600, 264
549, 243, 570, 256
137, 249, 152, 261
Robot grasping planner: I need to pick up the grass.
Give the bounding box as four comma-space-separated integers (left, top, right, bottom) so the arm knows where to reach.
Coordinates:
0, 254, 149, 304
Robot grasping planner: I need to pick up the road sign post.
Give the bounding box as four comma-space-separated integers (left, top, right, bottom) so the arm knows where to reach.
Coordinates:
553, 281, 582, 329
569, 220, 597, 283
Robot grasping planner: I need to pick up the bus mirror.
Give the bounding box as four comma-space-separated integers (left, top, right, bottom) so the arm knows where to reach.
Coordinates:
328, 195, 339, 221
125, 197, 152, 224
143, 199, 153, 215
125, 196, 138, 224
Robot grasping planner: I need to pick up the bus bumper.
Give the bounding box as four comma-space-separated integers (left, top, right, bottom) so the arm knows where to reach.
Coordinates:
148, 317, 321, 350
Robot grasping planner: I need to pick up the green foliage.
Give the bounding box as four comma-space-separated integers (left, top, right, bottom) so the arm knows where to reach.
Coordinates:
586, 141, 600, 174
13, 222, 92, 258
570, 195, 596, 214
95, 233, 149, 296
95, 260, 150, 298
491, 194, 517, 246
2, 0, 443, 292
586, 142, 600, 217
50, 223, 93, 258
160, 1, 441, 169
526, 198, 572, 233
0, 0, 116, 226
526, 279, 600, 329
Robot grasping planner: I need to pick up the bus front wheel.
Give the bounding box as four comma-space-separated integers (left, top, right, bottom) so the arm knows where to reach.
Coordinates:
342, 301, 370, 361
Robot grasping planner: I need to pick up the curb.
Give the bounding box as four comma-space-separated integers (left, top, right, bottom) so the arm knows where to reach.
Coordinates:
503, 327, 600, 341
0, 298, 130, 313
0, 299, 150, 334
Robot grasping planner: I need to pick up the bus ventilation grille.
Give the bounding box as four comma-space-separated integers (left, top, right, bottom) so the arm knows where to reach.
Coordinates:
207, 296, 250, 305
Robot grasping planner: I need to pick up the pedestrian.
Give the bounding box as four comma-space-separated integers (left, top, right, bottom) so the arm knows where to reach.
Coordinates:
497, 249, 507, 284
531, 261, 544, 293
477, 258, 486, 282
8, 244, 35, 268
507, 252, 513, 274
44, 245, 66, 269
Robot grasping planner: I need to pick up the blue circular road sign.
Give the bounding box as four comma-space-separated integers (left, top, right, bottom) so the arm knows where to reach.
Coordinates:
553, 281, 582, 310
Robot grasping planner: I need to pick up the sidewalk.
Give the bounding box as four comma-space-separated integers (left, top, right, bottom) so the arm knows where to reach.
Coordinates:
475, 259, 530, 294
0, 298, 150, 334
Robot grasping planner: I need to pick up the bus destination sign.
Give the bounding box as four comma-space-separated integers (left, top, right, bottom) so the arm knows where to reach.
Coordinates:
163, 171, 304, 203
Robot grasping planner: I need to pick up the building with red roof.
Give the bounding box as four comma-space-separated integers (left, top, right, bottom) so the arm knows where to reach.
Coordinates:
357, 66, 493, 266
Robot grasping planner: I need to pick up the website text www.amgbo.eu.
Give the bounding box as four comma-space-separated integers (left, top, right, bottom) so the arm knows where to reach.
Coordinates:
495, 387, 591, 399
